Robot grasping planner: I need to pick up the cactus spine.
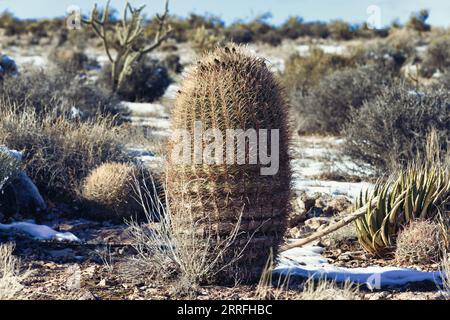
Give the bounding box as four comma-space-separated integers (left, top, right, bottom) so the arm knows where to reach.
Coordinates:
166, 45, 291, 284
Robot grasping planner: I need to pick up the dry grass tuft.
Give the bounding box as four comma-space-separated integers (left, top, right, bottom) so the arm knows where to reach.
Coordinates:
0, 105, 129, 200
299, 278, 360, 300
0, 243, 30, 300
126, 176, 246, 296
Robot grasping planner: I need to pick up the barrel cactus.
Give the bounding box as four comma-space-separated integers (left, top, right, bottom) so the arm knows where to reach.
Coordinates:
166, 45, 291, 284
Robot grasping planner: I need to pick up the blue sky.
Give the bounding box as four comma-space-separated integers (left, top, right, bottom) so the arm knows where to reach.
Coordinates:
1, 0, 449, 27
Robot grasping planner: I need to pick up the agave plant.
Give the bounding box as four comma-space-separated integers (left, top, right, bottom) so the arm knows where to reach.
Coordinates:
355, 163, 450, 255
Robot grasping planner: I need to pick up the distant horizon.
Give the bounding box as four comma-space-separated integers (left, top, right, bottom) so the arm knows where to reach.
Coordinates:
1, 0, 450, 28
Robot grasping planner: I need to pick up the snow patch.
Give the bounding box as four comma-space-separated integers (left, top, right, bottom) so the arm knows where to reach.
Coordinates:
293, 179, 373, 200
274, 246, 443, 288
0, 222, 80, 242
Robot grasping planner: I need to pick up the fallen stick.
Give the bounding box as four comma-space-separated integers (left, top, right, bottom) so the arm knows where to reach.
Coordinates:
280, 196, 379, 252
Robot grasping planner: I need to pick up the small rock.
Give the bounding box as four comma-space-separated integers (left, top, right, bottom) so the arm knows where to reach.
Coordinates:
300, 193, 318, 211
304, 217, 330, 230
78, 291, 97, 300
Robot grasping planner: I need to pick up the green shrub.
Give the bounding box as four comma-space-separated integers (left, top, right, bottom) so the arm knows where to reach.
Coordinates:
406, 9, 431, 32
355, 162, 449, 255
344, 85, 450, 172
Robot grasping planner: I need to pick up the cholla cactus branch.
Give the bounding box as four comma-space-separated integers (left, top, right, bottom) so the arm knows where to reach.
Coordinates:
83, 0, 172, 92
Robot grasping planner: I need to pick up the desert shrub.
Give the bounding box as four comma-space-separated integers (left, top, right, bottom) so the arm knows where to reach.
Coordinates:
0, 11, 26, 36
328, 20, 354, 40
0, 106, 129, 200
283, 48, 353, 96
0, 243, 30, 300
395, 220, 442, 264
81, 162, 144, 221
225, 28, 254, 44
259, 30, 282, 46
420, 37, 450, 77
49, 48, 89, 73
363, 40, 414, 73
407, 9, 431, 32
189, 25, 224, 54
293, 64, 393, 134
0, 66, 124, 119
344, 86, 450, 172
163, 54, 183, 74
99, 58, 171, 102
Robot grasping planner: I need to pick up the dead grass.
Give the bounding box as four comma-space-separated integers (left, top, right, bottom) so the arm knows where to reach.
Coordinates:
126, 175, 246, 296
0, 243, 30, 300
0, 104, 130, 200
256, 255, 361, 300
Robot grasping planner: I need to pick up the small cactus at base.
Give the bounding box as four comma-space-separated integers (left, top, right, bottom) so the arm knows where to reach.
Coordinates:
395, 220, 443, 265
81, 162, 141, 220
166, 45, 291, 284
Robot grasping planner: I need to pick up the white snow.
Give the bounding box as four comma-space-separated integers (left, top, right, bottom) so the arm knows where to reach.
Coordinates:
296, 44, 346, 56
293, 179, 373, 200
163, 83, 181, 100
121, 101, 168, 117
0, 222, 80, 242
274, 246, 444, 288
0, 146, 22, 161
14, 56, 47, 68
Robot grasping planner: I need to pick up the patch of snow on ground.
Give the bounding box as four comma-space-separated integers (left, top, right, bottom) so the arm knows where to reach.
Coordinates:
274, 246, 443, 288
0, 222, 80, 242
121, 102, 168, 117
294, 179, 373, 199
163, 83, 180, 100
296, 44, 346, 56
15, 56, 47, 68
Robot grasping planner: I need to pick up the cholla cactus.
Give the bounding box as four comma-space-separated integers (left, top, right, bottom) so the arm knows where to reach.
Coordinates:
83, 0, 172, 92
